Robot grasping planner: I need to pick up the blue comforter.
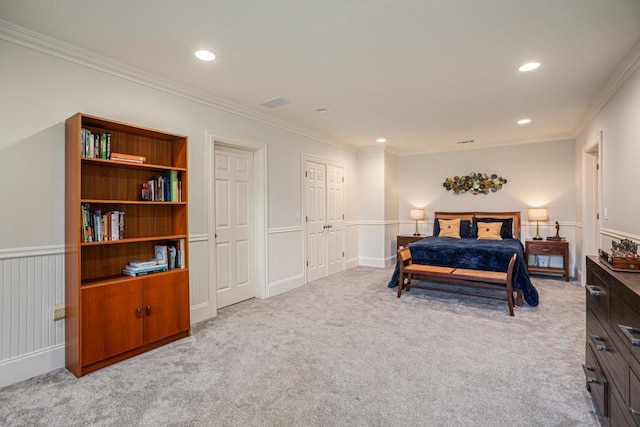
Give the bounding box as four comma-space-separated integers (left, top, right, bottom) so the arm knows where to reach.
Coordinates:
388, 237, 539, 306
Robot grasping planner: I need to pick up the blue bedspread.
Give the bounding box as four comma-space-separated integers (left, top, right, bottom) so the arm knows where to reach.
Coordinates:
388, 237, 539, 306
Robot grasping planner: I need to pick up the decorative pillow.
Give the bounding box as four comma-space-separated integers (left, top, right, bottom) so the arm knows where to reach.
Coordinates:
437, 218, 461, 239
471, 217, 513, 239
434, 219, 472, 238
476, 222, 503, 240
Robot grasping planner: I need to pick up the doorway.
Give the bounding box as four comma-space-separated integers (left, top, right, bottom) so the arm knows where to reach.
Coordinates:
304, 157, 344, 283
583, 131, 602, 281
214, 145, 255, 308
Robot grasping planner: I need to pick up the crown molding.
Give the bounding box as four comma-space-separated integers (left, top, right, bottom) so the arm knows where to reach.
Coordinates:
573, 38, 640, 136
0, 20, 356, 153
357, 145, 400, 155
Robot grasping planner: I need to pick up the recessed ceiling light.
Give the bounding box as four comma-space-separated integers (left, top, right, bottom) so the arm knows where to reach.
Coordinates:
519, 62, 540, 72
195, 50, 216, 61
316, 108, 329, 114
517, 118, 532, 125
376, 138, 386, 143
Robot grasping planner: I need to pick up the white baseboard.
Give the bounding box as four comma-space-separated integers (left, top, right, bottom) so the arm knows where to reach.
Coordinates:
190, 302, 216, 324
358, 257, 387, 268
268, 274, 305, 297
0, 345, 65, 388
347, 257, 359, 270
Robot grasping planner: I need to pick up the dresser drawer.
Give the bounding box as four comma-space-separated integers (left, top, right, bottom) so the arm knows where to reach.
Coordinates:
610, 385, 635, 427
629, 368, 640, 425
588, 313, 630, 403
611, 292, 640, 370
586, 263, 610, 321
585, 343, 609, 418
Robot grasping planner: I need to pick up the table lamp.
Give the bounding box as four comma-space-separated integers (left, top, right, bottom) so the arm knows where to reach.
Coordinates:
410, 209, 425, 236
528, 208, 548, 241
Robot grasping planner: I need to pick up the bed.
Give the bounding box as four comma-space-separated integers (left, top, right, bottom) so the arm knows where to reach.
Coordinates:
388, 211, 539, 306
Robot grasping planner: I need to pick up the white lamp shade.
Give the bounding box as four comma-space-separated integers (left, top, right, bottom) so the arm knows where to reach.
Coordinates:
528, 208, 548, 221
409, 209, 425, 220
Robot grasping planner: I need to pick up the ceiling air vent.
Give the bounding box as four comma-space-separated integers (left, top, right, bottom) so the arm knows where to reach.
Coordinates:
456, 139, 475, 145
260, 97, 291, 108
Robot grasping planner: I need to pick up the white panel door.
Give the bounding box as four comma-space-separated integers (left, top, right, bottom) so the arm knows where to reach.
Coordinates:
215, 146, 254, 308
305, 161, 327, 283
305, 160, 344, 282
327, 165, 344, 275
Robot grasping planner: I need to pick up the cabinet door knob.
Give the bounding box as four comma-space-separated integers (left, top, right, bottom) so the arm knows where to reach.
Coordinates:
136, 308, 142, 318
146, 305, 152, 316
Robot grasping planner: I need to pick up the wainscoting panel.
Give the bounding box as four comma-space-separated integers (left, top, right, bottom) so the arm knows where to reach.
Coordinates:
0, 249, 65, 387
268, 227, 304, 297
188, 236, 214, 324
346, 222, 359, 270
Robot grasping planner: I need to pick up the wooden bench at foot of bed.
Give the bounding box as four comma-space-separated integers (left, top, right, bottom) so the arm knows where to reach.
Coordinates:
397, 248, 523, 316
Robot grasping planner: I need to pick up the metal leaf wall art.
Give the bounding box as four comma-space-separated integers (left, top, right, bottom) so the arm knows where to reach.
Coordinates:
443, 172, 507, 195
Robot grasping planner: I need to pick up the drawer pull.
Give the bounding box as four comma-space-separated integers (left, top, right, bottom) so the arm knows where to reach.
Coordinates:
581, 365, 599, 384
585, 284, 604, 296
590, 335, 608, 352
618, 325, 640, 347
542, 247, 550, 252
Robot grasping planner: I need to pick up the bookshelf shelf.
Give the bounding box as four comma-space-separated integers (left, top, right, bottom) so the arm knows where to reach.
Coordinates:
81, 268, 190, 288
65, 113, 190, 377
81, 157, 187, 172
80, 234, 188, 246
81, 199, 187, 205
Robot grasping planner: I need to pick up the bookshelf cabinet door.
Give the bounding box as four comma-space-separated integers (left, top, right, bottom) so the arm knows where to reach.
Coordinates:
81, 281, 144, 366
142, 270, 190, 344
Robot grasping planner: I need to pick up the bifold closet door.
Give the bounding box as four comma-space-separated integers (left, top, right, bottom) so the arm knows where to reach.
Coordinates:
305, 160, 344, 283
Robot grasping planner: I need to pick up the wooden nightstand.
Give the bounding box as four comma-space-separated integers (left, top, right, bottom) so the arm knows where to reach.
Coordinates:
397, 235, 427, 251
525, 240, 569, 281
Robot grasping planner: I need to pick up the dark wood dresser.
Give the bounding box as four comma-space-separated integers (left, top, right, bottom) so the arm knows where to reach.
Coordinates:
585, 256, 640, 426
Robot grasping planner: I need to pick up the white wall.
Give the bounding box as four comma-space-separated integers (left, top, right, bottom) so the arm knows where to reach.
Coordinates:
398, 140, 576, 234
576, 64, 640, 279
0, 32, 359, 386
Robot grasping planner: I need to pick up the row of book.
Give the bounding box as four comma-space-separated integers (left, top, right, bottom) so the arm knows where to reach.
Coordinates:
141, 171, 182, 202
81, 203, 125, 243
122, 240, 186, 276
81, 128, 111, 159
155, 240, 186, 270
81, 128, 147, 164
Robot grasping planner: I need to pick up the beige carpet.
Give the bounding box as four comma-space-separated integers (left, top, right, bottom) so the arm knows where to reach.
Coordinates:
0, 266, 600, 426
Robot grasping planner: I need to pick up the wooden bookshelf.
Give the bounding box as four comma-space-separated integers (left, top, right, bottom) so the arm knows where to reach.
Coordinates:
65, 113, 190, 377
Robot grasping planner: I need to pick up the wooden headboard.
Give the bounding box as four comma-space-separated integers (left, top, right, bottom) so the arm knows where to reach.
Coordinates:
434, 211, 521, 239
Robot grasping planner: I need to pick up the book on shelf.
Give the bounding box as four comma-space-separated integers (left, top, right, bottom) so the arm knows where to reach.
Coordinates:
129, 258, 167, 268
122, 264, 168, 276
154, 239, 186, 269
111, 152, 146, 163
79, 206, 125, 242
79, 128, 113, 160
142, 173, 182, 202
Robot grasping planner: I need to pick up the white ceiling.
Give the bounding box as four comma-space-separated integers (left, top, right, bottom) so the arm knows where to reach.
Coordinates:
2, 0, 640, 155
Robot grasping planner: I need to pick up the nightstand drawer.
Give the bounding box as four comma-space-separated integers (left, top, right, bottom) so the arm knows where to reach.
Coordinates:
529, 244, 565, 255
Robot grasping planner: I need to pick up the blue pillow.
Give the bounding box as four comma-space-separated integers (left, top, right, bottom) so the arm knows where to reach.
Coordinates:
434, 219, 472, 238
472, 217, 513, 239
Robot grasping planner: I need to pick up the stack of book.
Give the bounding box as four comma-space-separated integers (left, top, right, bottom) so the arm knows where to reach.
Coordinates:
111, 152, 146, 164
122, 259, 168, 276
